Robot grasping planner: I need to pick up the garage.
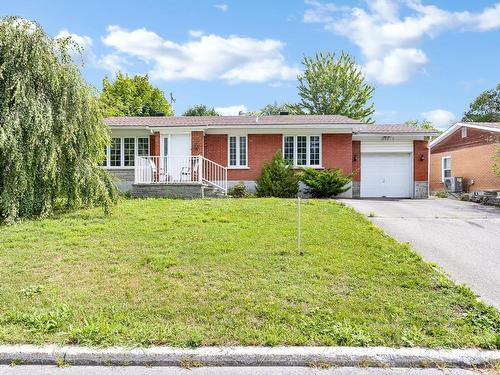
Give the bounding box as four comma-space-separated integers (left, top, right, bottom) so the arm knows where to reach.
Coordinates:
360, 152, 412, 198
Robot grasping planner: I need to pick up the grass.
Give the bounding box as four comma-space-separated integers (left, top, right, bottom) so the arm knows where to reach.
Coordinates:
0, 198, 498, 348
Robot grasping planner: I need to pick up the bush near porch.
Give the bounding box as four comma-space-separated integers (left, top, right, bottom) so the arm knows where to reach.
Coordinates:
0, 198, 498, 348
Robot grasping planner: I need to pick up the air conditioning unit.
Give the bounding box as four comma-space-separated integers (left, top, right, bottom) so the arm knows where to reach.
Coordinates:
444, 177, 463, 193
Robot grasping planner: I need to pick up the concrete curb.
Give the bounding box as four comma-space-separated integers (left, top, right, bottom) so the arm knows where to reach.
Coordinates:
0, 346, 499, 368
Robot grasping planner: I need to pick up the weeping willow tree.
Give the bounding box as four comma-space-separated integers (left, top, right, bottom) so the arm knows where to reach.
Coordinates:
0, 17, 116, 223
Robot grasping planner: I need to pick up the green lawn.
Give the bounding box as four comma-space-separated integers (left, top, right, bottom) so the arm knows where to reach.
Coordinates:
0, 198, 498, 348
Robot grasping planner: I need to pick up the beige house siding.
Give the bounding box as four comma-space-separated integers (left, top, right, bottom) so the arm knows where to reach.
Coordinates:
430, 143, 500, 192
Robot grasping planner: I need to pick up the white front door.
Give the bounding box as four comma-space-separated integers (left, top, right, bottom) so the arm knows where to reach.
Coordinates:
161, 134, 192, 182
360, 153, 412, 198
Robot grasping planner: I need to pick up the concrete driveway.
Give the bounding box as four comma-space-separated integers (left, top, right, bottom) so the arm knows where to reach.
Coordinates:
340, 198, 500, 309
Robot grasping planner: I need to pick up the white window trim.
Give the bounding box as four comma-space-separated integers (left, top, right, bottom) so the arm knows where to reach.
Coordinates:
105, 137, 149, 169
282, 135, 322, 168
227, 135, 248, 169
461, 127, 467, 138
441, 156, 451, 182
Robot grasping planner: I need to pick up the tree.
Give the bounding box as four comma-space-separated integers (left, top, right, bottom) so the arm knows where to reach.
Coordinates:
183, 104, 219, 116
100, 72, 173, 117
259, 101, 304, 115
255, 151, 299, 198
405, 119, 441, 133
462, 84, 500, 122
299, 168, 352, 198
297, 52, 375, 122
0, 17, 116, 223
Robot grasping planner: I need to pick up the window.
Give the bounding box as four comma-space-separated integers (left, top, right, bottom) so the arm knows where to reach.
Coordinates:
297, 136, 307, 166
442, 156, 451, 181
283, 135, 321, 167
228, 135, 247, 167
461, 127, 467, 138
309, 136, 320, 166
124, 138, 135, 166
138, 138, 149, 157
284, 136, 294, 163
110, 138, 121, 167
103, 137, 150, 168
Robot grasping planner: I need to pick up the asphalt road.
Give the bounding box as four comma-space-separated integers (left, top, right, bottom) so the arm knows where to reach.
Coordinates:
340, 198, 500, 309
0, 366, 484, 374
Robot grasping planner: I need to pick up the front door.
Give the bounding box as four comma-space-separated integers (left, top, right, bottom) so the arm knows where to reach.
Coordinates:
160, 134, 192, 182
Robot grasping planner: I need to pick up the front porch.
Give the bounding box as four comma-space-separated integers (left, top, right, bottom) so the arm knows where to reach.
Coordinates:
131, 155, 228, 198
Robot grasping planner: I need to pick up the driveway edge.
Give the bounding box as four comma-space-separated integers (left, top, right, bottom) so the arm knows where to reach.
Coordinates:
0, 346, 498, 368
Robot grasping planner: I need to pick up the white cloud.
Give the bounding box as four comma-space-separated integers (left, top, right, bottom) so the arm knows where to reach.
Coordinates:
98, 54, 130, 74
214, 3, 228, 12
55, 29, 94, 64
363, 48, 429, 85
304, 0, 500, 85
189, 30, 204, 38
422, 109, 456, 129
101, 25, 299, 84
214, 105, 247, 115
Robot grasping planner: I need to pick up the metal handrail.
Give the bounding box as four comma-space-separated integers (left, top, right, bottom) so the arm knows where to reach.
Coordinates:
134, 155, 227, 194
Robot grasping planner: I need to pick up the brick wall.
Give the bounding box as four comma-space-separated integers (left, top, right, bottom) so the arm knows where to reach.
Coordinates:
413, 140, 429, 181
430, 143, 500, 192
352, 140, 361, 181
204, 134, 228, 165
149, 132, 160, 157
205, 133, 356, 181
432, 127, 499, 154
322, 134, 352, 174
191, 131, 204, 156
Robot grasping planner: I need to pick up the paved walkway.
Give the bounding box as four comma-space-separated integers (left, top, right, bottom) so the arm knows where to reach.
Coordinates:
340, 198, 500, 309
0, 366, 484, 374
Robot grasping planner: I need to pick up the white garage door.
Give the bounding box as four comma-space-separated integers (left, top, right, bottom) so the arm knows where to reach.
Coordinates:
361, 153, 412, 198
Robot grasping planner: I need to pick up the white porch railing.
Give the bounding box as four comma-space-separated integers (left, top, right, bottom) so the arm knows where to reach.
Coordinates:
135, 156, 227, 194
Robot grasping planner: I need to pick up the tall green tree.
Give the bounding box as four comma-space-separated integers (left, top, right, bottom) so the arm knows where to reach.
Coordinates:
0, 17, 116, 223
259, 101, 304, 115
183, 104, 219, 116
297, 52, 375, 122
100, 72, 173, 117
405, 119, 441, 133
462, 83, 500, 122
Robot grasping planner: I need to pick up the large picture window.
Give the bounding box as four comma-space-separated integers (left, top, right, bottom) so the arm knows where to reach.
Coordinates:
283, 135, 321, 167
228, 135, 247, 167
104, 137, 150, 168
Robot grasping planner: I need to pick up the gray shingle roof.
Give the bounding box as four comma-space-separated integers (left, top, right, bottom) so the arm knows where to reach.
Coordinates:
104, 115, 363, 127
357, 124, 437, 134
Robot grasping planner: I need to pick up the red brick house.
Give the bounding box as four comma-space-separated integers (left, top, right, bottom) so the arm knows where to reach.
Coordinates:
103, 115, 434, 198
429, 122, 500, 193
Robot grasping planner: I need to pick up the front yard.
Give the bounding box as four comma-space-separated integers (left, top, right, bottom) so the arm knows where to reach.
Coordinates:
0, 198, 498, 348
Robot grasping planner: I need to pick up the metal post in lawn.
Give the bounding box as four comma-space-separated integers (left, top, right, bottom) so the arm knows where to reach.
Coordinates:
298, 196, 303, 256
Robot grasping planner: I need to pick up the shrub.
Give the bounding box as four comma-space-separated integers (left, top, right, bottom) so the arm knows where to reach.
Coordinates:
434, 190, 449, 198
228, 182, 253, 198
299, 168, 352, 198
255, 151, 299, 198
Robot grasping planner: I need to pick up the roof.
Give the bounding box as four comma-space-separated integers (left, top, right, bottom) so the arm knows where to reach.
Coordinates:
104, 115, 363, 127
356, 124, 438, 135
430, 122, 500, 149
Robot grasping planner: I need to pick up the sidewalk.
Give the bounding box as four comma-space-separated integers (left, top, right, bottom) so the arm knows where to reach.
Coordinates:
0, 345, 498, 368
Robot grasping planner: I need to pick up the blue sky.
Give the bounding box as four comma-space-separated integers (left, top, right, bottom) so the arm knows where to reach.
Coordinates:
2, 0, 500, 128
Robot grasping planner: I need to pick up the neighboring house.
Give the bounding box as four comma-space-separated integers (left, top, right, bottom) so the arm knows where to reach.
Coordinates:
429, 122, 500, 193
103, 115, 435, 198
